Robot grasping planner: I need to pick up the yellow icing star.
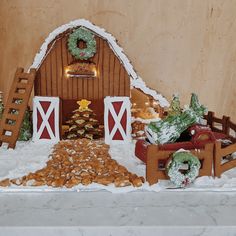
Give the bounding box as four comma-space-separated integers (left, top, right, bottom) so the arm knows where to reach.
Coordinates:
77, 99, 91, 111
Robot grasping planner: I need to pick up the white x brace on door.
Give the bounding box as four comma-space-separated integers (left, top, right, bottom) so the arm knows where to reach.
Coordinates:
32, 96, 60, 143
104, 96, 131, 144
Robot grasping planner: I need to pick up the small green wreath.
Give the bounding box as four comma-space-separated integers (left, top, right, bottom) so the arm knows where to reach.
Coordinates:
67, 28, 96, 60
166, 151, 201, 188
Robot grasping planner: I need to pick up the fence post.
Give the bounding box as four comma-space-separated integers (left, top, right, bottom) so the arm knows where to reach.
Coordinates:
213, 141, 222, 178
222, 115, 230, 135
206, 111, 214, 128
146, 145, 159, 185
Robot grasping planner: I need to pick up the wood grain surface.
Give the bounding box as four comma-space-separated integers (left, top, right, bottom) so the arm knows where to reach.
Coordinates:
0, 0, 235, 118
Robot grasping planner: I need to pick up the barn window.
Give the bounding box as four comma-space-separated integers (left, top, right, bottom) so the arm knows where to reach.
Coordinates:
65, 62, 97, 78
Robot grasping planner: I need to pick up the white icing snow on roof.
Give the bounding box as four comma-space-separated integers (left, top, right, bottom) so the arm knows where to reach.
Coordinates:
29, 19, 169, 108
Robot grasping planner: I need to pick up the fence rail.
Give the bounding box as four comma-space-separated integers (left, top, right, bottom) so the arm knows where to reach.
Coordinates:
204, 111, 236, 142
214, 142, 236, 177
204, 111, 236, 177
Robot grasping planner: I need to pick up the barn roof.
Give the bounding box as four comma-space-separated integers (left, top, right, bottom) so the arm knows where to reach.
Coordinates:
29, 19, 169, 107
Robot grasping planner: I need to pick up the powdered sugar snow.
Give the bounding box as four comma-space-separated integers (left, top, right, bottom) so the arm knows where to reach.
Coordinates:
0, 140, 236, 192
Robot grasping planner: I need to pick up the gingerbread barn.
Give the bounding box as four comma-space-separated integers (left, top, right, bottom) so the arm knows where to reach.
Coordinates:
0, 19, 169, 148
32, 20, 169, 124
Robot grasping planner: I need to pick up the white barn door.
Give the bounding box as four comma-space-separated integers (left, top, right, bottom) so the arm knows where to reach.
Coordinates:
104, 96, 131, 144
33, 96, 60, 143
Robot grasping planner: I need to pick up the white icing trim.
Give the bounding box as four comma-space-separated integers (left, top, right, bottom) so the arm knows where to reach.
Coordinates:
131, 117, 161, 124
29, 19, 169, 108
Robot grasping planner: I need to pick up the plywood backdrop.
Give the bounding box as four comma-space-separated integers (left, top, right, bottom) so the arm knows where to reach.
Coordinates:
0, 0, 235, 119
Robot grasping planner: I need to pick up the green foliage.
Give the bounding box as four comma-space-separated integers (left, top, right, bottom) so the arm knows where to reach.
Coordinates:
18, 109, 32, 141
146, 93, 207, 144
168, 94, 181, 116
0, 95, 32, 141
189, 93, 207, 117
7, 99, 32, 141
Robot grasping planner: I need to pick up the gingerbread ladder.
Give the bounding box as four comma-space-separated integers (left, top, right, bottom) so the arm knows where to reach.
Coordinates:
0, 68, 36, 149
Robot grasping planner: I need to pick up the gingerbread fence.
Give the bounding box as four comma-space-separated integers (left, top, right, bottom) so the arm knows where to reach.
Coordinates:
144, 111, 236, 185
204, 111, 236, 178
214, 141, 236, 177
204, 111, 236, 143
146, 143, 214, 185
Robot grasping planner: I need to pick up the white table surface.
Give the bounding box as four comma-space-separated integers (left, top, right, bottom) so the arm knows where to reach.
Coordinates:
0, 191, 236, 235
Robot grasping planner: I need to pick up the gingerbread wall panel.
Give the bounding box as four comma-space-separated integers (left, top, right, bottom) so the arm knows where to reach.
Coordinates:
34, 32, 130, 101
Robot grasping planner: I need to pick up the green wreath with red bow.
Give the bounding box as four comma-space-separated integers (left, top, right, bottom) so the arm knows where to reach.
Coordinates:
166, 151, 201, 188
67, 28, 96, 60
